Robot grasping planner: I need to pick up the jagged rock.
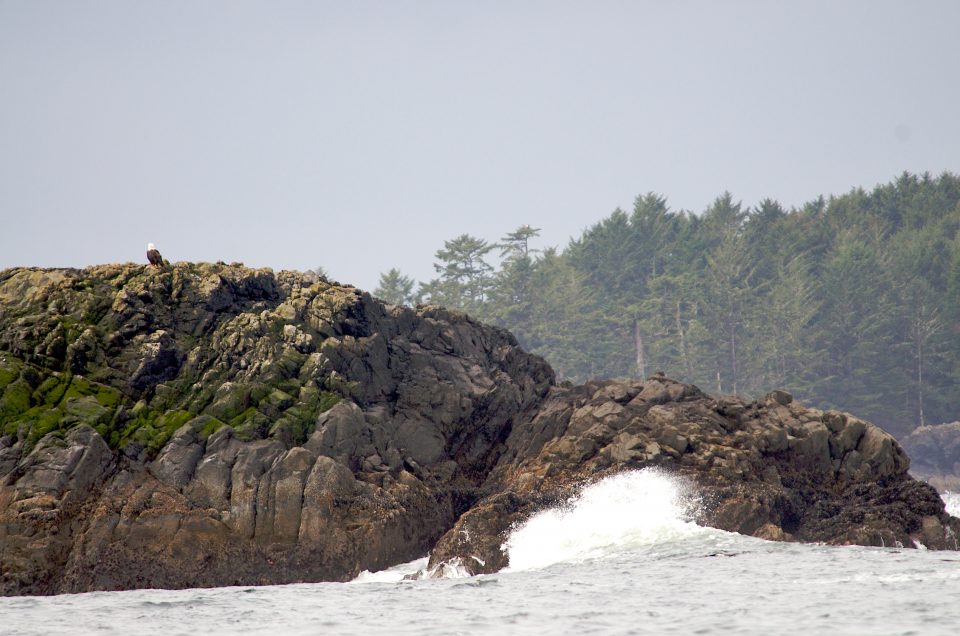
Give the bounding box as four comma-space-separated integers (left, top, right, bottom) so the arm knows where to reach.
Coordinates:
0, 263, 550, 594
0, 263, 957, 595
427, 377, 959, 576
766, 389, 793, 406
129, 329, 182, 391
305, 400, 374, 468
0, 425, 115, 595
149, 420, 206, 489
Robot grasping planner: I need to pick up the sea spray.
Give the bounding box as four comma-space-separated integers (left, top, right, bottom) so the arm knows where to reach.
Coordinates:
944, 492, 960, 518
503, 468, 706, 571
352, 485, 960, 584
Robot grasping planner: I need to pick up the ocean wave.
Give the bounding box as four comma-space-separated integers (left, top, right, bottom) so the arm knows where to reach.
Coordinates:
943, 492, 960, 518
503, 468, 712, 571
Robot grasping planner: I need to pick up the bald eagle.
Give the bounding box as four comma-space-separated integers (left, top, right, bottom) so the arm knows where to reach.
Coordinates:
147, 243, 164, 266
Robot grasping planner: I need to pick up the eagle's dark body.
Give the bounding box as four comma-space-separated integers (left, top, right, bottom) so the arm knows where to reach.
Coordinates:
147, 244, 164, 266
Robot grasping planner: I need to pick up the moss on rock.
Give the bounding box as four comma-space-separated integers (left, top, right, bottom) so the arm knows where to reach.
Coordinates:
205, 383, 252, 422
121, 409, 195, 456
196, 415, 226, 440
1, 378, 33, 421
0, 355, 23, 390
1, 263, 385, 457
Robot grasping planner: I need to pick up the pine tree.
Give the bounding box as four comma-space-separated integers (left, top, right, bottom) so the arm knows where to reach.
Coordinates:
755, 254, 821, 394
499, 224, 541, 260
402, 172, 960, 437
420, 234, 495, 312
701, 225, 754, 395
489, 225, 542, 341
373, 268, 416, 306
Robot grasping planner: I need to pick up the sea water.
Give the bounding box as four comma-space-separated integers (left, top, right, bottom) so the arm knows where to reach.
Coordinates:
4, 471, 960, 636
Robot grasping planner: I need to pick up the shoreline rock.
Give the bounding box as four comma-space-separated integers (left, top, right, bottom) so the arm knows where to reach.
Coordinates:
426, 379, 957, 576
1, 264, 957, 595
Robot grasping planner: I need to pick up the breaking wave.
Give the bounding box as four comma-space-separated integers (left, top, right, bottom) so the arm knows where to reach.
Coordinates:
355, 472, 960, 583
503, 468, 709, 571
943, 492, 960, 518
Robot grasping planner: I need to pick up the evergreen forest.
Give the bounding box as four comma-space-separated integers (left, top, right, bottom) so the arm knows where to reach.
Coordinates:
373, 172, 960, 438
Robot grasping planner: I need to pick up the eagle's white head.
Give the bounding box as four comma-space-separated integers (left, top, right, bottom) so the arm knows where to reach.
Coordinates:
147, 243, 156, 250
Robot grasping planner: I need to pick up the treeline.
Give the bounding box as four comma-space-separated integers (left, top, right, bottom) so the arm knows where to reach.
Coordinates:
374, 172, 960, 438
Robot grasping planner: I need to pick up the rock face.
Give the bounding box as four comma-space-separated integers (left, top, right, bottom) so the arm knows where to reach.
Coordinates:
0, 263, 957, 595
427, 378, 959, 575
902, 422, 960, 492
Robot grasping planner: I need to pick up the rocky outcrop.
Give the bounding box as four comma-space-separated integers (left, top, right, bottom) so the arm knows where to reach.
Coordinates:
0, 263, 957, 595
426, 377, 958, 575
0, 263, 551, 594
902, 422, 960, 492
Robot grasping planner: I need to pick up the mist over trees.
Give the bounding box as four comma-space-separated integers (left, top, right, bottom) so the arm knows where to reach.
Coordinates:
375, 172, 960, 438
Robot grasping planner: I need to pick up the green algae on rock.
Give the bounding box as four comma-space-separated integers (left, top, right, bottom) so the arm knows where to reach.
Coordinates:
0, 263, 358, 458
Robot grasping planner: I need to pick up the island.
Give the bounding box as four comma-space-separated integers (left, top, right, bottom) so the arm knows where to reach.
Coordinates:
1, 263, 956, 595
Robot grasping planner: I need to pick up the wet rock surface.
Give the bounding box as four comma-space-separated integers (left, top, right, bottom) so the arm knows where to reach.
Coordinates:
0, 263, 956, 595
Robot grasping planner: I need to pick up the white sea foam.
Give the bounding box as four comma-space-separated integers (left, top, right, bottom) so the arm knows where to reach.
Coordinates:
503, 468, 706, 571
350, 556, 428, 583
422, 556, 477, 579
942, 491, 960, 518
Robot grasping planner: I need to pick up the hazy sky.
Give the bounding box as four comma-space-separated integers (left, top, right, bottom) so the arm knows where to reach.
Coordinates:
2, 1, 959, 291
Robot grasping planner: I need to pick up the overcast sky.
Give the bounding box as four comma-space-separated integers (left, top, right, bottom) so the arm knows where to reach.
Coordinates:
2, 1, 958, 291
